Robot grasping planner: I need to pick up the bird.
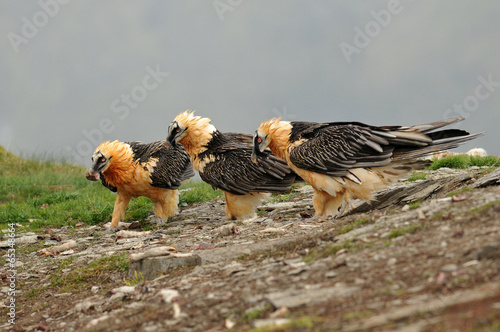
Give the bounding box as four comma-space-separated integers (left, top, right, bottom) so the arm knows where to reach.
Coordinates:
86, 139, 194, 229
166, 110, 297, 221
252, 117, 484, 217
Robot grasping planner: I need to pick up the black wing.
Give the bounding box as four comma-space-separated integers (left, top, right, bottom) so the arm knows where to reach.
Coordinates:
199, 133, 296, 195
288, 118, 478, 177
127, 141, 194, 189
289, 123, 394, 177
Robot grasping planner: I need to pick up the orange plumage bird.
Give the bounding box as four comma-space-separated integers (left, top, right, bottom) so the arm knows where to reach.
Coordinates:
253, 117, 483, 217
86, 140, 194, 229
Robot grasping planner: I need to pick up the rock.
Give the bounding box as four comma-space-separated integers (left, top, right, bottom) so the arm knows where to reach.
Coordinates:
35, 322, 49, 331
441, 264, 458, 272
269, 307, 290, 318
476, 245, 500, 260
265, 285, 359, 308
261, 202, 297, 210
253, 318, 291, 328
348, 174, 471, 214
129, 246, 179, 262
0, 235, 38, 247
463, 260, 479, 267
75, 300, 96, 313
128, 254, 202, 280
111, 286, 137, 294
401, 204, 410, 212
325, 271, 338, 278
387, 258, 397, 266
473, 167, 500, 188
38, 240, 77, 256
225, 318, 236, 329
115, 230, 152, 238
158, 288, 180, 303
216, 223, 237, 237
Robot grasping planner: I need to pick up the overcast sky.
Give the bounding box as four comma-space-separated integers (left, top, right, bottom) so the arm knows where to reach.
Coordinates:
1, 1, 499, 166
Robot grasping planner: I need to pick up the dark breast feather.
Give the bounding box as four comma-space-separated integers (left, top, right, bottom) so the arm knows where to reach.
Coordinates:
101, 174, 117, 192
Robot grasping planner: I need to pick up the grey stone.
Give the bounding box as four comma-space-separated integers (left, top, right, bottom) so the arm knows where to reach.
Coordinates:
128, 254, 202, 280
265, 285, 359, 308
473, 167, 500, 188
253, 318, 291, 328
440, 264, 458, 272
476, 245, 500, 260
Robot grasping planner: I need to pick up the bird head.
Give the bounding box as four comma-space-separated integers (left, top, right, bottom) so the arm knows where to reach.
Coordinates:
167, 120, 187, 145
86, 141, 115, 181
167, 111, 217, 156
251, 130, 269, 163
252, 118, 291, 161
86, 150, 112, 181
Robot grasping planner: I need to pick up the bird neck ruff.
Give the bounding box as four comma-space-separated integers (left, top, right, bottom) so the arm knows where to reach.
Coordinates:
258, 118, 292, 160
95, 140, 134, 186
174, 110, 217, 156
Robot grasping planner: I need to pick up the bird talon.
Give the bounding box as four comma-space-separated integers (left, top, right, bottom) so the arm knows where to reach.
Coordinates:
150, 217, 166, 225
105, 226, 119, 233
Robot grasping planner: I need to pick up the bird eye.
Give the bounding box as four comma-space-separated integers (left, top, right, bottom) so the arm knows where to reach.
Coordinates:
257, 138, 263, 143
100, 157, 106, 163
176, 128, 181, 133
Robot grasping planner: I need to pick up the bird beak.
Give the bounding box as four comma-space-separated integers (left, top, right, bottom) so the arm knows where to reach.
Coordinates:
251, 151, 258, 163
86, 170, 100, 181
167, 122, 181, 146
166, 127, 176, 145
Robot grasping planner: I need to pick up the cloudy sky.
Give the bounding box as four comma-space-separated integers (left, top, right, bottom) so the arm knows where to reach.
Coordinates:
1, 1, 499, 166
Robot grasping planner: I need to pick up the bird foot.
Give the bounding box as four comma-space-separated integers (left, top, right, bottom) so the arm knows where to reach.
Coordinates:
105, 226, 119, 233
150, 217, 166, 226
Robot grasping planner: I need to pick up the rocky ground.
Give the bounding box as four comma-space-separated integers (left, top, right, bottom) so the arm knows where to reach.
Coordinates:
2, 166, 500, 331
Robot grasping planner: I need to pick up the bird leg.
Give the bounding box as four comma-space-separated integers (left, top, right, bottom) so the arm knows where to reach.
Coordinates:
111, 192, 131, 228
223, 191, 268, 220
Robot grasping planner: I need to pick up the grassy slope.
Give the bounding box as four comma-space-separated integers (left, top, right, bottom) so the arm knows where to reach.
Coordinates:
0, 146, 220, 231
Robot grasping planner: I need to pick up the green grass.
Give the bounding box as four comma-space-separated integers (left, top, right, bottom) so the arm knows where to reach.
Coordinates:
0, 147, 221, 231
242, 304, 271, 323
123, 270, 145, 286
469, 199, 500, 214
179, 180, 222, 205
446, 186, 473, 197
338, 218, 372, 235
387, 224, 421, 239
409, 201, 422, 209
428, 154, 500, 170
407, 172, 427, 182
50, 253, 129, 290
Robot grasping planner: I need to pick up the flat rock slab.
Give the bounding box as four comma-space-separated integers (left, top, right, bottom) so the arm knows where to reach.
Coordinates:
128, 254, 202, 280
348, 174, 472, 214
265, 285, 359, 308
473, 167, 500, 188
